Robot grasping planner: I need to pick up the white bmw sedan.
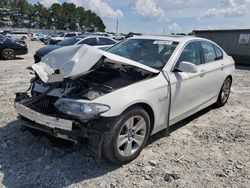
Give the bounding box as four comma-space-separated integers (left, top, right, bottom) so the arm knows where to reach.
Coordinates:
15, 35, 235, 164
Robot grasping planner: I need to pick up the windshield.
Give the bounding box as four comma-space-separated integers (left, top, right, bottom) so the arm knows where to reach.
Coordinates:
107, 39, 179, 69
58, 36, 85, 46
0, 34, 6, 43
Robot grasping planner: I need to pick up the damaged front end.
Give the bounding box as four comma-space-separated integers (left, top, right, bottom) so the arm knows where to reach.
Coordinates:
15, 45, 158, 159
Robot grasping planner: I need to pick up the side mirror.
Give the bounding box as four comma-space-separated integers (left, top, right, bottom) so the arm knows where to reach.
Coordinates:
176, 61, 198, 73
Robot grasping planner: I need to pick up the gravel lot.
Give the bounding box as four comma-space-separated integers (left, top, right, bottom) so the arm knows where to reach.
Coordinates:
0, 40, 249, 188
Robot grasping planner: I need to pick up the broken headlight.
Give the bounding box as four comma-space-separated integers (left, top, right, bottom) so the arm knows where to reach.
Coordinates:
54, 99, 110, 120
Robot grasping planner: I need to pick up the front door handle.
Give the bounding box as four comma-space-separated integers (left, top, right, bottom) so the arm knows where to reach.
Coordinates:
200, 70, 205, 77
221, 64, 225, 70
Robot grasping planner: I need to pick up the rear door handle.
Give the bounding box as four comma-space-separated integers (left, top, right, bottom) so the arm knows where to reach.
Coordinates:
200, 70, 205, 77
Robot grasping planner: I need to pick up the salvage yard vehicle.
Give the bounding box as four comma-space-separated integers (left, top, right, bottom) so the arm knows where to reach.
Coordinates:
0, 34, 28, 60
50, 32, 79, 44
34, 35, 117, 63
9, 31, 30, 40
31, 33, 46, 41
14, 36, 235, 164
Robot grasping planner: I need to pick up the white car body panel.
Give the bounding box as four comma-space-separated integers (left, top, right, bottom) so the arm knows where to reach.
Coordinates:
28, 36, 235, 136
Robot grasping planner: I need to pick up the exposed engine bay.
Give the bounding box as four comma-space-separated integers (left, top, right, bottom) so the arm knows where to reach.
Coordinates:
32, 62, 154, 100
16, 62, 155, 118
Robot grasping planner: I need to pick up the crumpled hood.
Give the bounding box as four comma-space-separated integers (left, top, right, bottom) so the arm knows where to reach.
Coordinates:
32, 44, 159, 83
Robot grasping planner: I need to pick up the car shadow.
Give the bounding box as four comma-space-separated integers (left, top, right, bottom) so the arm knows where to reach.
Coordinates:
235, 65, 250, 71
15, 57, 25, 60
0, 105, 214, 187
0, 57, 24, 61
0, 120, 119, 187
147, 105, 214, 145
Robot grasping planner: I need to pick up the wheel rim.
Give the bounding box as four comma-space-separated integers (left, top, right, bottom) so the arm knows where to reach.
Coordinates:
221, 79, 231, 104
117, 115, 147, 157
4, 50, 15, 60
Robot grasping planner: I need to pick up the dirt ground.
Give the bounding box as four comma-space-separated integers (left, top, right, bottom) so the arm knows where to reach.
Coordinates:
0, 40, 249, 188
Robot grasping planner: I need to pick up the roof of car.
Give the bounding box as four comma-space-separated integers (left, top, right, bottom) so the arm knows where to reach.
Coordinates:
131, 35, 198, 42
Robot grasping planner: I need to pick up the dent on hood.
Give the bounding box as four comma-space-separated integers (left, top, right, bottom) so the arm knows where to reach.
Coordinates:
32, 45, 159, 83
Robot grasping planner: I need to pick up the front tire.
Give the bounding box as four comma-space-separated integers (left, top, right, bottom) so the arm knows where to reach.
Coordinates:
1, 48, 16, 60
216, 77, 232, 107
103, 106, 151, 164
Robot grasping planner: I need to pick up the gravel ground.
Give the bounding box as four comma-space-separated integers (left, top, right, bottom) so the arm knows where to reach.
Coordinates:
0, 40, 249, 188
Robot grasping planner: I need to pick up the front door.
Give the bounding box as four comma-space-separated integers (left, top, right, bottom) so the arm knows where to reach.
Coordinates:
169, 41, 206, 124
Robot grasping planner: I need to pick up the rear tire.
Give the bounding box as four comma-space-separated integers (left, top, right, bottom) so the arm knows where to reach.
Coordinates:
1, 48, 16, 60
216, 77, 232, 107
103, 106, 151, 165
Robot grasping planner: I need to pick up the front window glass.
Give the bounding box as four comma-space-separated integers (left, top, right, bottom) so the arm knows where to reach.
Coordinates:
178, 42, 201, 65
201, 42, 217, 63
107, 39, 179, 69
58, 36, 85, 46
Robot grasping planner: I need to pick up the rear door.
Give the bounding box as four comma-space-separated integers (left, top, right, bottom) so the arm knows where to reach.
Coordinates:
198, 41, 225, 101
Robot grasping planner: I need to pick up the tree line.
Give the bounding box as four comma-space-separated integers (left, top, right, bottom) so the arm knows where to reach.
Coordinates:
0, 0, 106, 32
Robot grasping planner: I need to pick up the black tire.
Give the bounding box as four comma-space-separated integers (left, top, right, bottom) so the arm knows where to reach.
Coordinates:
1, 48, 16, 60
216, 77, 232, 107
22, 36, 27, 40
103, 106, 151, 165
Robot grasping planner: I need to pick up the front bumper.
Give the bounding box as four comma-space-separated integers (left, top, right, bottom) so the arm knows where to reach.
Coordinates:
15, 100, 106, 159
15, 102, 73, 131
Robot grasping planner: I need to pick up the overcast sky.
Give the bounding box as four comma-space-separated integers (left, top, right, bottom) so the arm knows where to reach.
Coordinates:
28, 0, 250, 34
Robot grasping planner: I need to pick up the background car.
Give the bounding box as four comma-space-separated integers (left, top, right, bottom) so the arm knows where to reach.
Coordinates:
31, 33, 46, 41
9, 31, 30, 40
50, 32, 79, 44
34, 35, 117, 63
113, 34, 125, 40
42, 34, 59, 45
0, 34, 28, 60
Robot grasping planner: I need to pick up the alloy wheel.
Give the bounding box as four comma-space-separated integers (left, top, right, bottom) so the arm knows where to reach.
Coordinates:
117, 115, 147, 157
221, 78, 231, 104
3, 50, 15, 60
